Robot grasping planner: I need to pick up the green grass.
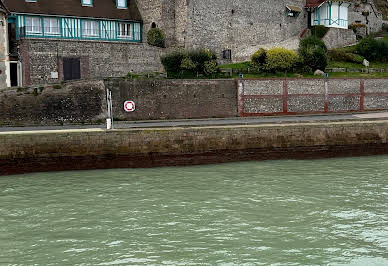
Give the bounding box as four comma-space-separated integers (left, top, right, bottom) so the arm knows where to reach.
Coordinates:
230, 72, 388, 79
384, 36, 388, 42
327, 61, 388, 69
218, 61, 251, 69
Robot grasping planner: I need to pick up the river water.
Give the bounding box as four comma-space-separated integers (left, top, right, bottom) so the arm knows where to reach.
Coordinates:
0, 156, 387, 265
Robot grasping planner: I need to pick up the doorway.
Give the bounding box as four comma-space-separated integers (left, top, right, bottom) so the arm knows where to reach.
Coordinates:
63, 57, 81, 81
10, 62, 18, 87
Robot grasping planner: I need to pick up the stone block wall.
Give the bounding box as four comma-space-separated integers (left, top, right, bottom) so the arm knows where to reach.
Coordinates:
3, 120, 388, 175
20, 39, 163, 86
184, 0, 307, 62
349, 0, 383, 34
323, 28, 357, 49
239, 78, 388, 116
0, 80, 106, 126
105, 79, 238, 120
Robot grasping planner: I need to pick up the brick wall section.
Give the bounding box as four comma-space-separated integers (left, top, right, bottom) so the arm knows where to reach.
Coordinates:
239, 78, 388, 116
104, 79, 238, 120
2, 120, 388, 175
20, 39, 163, 86
0, 80, 106, 126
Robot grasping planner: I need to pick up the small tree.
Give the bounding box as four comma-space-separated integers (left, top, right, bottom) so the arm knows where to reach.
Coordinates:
251, 48, 267, 70
147, 28, 166, 48
299, 36, 328, 71
160, 50, 185, 74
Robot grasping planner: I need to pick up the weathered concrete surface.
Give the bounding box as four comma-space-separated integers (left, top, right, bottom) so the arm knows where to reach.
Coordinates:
2, 120, 388, 175
105, 79, 238, 120
0, 80, 107, 126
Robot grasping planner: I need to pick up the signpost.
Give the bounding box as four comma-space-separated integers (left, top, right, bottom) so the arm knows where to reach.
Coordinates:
124, 101, 136, 112
106, 89, 113, 129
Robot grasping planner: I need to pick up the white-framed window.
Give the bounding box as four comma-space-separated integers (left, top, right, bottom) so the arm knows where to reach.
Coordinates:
44, 18, 60, 35
82, 20, 99, 37
25, 16, 42, 34
117, 0, 127, 9
118, 22, 132, 39
82, 0, 93, 6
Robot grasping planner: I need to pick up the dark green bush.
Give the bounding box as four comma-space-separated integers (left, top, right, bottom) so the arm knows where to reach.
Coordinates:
376, 40, 388, 63
355, 37, 388, 62
299, 36, 328, 71
251, 48, 267, 69
161, 48, 217, 77
188, 49, 217, 73
311, 25, 329, 39
147, 28, 166, 48
160, 50, 185, 73
356, 37, 379, 61
328, 48, 364, 64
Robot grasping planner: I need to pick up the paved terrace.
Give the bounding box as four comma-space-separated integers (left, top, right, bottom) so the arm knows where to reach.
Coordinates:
1, 112, 388, 132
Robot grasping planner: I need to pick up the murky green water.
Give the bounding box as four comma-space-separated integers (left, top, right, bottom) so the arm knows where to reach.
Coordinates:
1, 156, 387, 265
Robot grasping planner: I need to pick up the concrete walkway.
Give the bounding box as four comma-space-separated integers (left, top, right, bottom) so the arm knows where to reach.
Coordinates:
2, 112, 388, 132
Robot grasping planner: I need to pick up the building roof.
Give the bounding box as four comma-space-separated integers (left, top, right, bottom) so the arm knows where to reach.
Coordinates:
305, 0, 326, 8
0, 0, 10, 14
305, 0, 352, 8
3, 0, 142, 21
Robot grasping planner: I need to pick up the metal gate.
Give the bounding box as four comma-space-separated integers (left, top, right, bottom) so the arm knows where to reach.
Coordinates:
63, 57, 81, 81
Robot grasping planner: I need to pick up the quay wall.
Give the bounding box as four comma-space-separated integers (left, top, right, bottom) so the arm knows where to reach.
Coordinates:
0, 78, 387, 126
2, 120, 388, 175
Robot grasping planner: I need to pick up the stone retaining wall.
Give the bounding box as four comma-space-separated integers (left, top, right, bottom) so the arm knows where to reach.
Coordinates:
239, 78, 388, 116
0, 80, 106, 126
2, 120, 388, 175
105, 79, 238, 121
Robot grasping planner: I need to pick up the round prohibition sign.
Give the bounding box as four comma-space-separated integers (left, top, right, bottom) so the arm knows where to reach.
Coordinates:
124, 101, 136, 112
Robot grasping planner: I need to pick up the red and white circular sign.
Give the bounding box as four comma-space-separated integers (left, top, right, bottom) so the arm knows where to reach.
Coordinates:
124, 101, 136, 112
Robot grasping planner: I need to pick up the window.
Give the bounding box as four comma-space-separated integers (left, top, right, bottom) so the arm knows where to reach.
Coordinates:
25, 0, 37, 2
25, 16, 42, 34
118, 22, 132, 38
44, 18, 60, 35
81, 0, 93, 6
82, 20, 99, 37
117, 0, 127, 9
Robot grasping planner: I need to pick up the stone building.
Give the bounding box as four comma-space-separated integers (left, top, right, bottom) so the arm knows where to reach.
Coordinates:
1, 0, 162, 87
138, 0, 383, 62
0, 0, 9, 88
0, 0, 384, 86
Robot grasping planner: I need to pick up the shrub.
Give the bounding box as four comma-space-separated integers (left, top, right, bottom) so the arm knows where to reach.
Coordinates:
204, 60, 218, 76
161, 50, 185, 73
147, 28, 166, 48
161, 48, 217, 76
376, 40, 388, 63
251, 48, 267, 69
180, 56, 196, 71
311, 25, 329, 39
356, 37, 379, 61
188, 49, 217, 73
299, 36, 328, 71
328, 48, 364, 64
265, 48, 299, 72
